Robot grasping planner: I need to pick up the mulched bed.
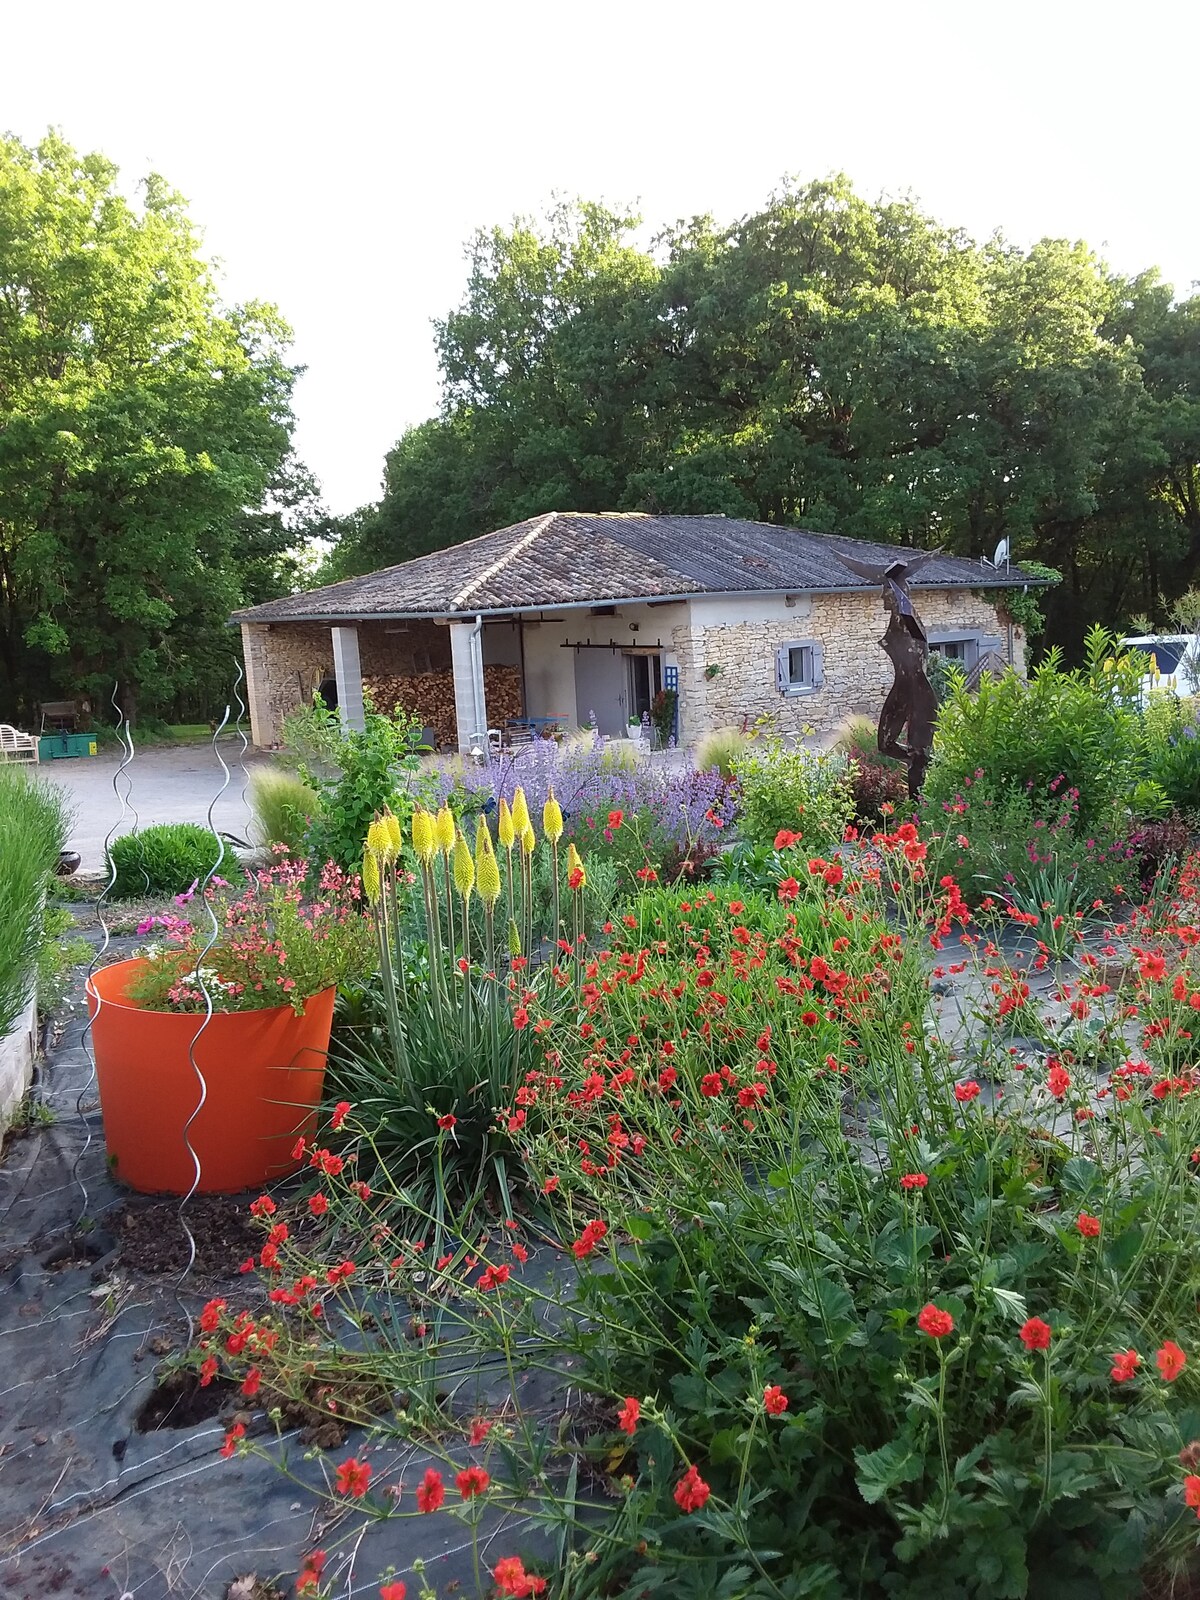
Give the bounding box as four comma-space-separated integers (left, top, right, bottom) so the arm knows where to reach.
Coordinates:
114, 1194, 261, 1278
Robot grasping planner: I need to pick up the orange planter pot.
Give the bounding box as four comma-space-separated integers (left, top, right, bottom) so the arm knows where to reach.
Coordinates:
87, 958, 335, 1195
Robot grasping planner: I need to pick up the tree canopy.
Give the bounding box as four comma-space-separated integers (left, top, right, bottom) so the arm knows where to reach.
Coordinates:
0, 131, 314, 722
338, 179, 1200, 656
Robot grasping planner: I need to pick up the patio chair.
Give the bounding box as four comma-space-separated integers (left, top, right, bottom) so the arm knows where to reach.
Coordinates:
0, 724, 39, 763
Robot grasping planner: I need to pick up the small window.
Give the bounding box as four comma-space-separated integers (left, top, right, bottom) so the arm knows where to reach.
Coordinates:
931, 638, 971, 663
776, 639, 824, 695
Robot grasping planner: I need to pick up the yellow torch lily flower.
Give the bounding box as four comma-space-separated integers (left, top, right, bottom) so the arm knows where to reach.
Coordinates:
366, 815, 393, 865
521, 825, 536, 857
511, 786, 531, 838
566, 842, 586, 891
475, 816, 502, 906
383, 809, 403, 855
497, 796, 515, 851
361, 847, 381, 905
453, 829, 475, 900
435, 805, 456, 855
412, 808, 435, 863
543, 787, 563, 843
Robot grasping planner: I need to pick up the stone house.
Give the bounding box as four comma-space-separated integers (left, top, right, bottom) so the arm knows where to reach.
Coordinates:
232, 512, 1044, 751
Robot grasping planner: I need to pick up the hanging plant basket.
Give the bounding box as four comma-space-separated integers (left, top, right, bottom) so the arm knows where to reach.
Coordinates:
87, 958, 335, 1195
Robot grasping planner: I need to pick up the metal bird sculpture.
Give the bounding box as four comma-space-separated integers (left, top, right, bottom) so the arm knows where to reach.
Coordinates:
836, 549, 941, 799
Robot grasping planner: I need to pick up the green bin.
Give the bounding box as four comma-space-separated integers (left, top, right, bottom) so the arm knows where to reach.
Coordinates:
39, 733, 98, 760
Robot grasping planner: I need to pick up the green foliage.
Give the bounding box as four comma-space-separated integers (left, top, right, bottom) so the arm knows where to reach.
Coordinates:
0, 769, 72, 1037
286, 700, 426, 874
0, 130, 311, 723
693, 726, 748, 780
249, 763, 320, 855
732, 735, 855, 854
925, 626, 1144, 832
327, 182, 1200, 656
36, 904, 90, 1017
106, 823, 223, 900
992, 562, 1063, 643
1141, 696, 1200, 817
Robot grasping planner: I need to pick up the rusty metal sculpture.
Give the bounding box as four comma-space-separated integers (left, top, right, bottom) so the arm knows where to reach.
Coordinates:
837, 551, 940, 799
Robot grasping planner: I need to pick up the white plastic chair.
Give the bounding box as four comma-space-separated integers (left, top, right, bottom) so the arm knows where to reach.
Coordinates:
0, 724, 39, 763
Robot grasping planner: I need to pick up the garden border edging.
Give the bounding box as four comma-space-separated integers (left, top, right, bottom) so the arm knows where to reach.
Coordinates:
0, 989, 36, 1133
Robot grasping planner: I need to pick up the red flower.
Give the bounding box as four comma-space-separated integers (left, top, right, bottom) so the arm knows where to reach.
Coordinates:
241, 1366, 261, 1398
220, 1421, 245, 1457
330, 1099, 352, 1130
1158, 1340, 1187, 1381
763, 1384, 789, 1415
617, 1396, 640, 1435
335, 1456, 372, 1497
899, 1173, 928, 1190
1111, 1348, 1141, 1382
572, 1220, 608, 1259
1019, 1317, 1052, 1351
249, 1194, 276, 1218
1185, 1475, 1200, 1517
800, 1010, 819, 1027
823, 863, 844, 887
917, 1303, 954, 1339
493, 1556, 547, 1597
416, 1467, 445, 1511
198, 1297, 226, 1333
380, 1585, 407, 1600
297, 1551, 327, 1594
1076, 1211, 1101, 1238
777, 876, 800, 903
954, 1080, 981, 1103
512, 1007, 530, 1031
199, 1355, 219, 1386
568, 866, 585, 891
607, 809, 624, 830
456, 1465, 491, 1499
468, 1417, 493, 1445
1047, 1064, 1071, 1098
308, 1192, 329, 1217
774, 829, 802, 849
437, 1113, 457, 1129
700, 1072, 724, 1097
673, 1462, 711, 1512
477, 1263, 511, 1291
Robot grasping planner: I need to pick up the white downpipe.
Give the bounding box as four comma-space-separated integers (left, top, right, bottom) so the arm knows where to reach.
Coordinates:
469, 614, 486, 754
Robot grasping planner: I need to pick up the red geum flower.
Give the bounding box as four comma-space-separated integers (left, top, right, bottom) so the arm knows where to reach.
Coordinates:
607, 809, 624, 830
617, 1396, 640, 1435
492, 1556, 547, 1597
899, 1173, 928, 1190
468, 1417, 493, 1445
700, 1072, 724, 1096
917, 1303, 954, 1339
456, 1465, 491, 1499
1019, 1317, 1052, 1351
240, 1366, 261, 1398
954, 1080, 981, 1102
572, 1219, 607, 1259
477, 1263, 511, 1291
777, 876, 800, 903
199, 1355, 219, 1386
198, 1298, 226, 1333
335, 1456, 372, 1497
673, 1462, 711, 1512
219, 1421, 245, 1458
774, 829, 802, 849
330, 1099, 352, 1130
1158, 1340, 1187, 1381
416, 1467, 445, 1511
1047, 1064, 1072, 1098
248, 1194, 276, 1218
1111, 1348, 1141, 1382
1185, 1476, 1200, 1518
437, 1113, 457, 1129
380, 1584, 407, 1600
308, 1192, 329, 1217
1076, 1211, 1101, 1237
296, 1551, 327, 1594
763, 1384, 789, 1415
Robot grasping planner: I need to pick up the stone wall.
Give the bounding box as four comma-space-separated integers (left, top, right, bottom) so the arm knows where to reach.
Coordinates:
241, 620, 452, 746
672, 590, 1025, 741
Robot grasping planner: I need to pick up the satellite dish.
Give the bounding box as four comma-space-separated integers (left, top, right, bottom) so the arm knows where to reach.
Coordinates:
993, 538, 1011, 569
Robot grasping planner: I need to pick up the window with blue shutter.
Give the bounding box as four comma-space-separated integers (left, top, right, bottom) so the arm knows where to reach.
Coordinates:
776, 640, 824, 694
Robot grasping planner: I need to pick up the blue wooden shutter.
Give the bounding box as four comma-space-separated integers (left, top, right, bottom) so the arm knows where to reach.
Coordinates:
810, 642, 825, 687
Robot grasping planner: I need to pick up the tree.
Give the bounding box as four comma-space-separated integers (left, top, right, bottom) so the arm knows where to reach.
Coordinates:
0, 131, 304, 721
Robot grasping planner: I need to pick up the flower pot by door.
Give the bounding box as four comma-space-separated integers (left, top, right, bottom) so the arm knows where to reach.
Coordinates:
87, 958, 335, 1195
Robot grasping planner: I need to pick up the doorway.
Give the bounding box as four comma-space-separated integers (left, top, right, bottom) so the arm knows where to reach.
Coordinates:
625, 653, 662, 726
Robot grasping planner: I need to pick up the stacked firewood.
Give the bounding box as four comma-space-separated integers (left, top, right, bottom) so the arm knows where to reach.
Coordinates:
363, 665, 523, 748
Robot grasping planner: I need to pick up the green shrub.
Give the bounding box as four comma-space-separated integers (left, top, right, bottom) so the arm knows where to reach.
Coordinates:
925, 625, 1143, 832
693, 725, 748, 779
284, 699, 426, 873
106, 823, 223, 900
732, 734, 855, 853
1141, 695, 1200, 817
249, 763, 319, 855
0, 769, 72, 1039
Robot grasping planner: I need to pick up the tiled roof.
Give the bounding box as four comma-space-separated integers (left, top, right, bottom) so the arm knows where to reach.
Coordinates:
233, 512, 1048, 624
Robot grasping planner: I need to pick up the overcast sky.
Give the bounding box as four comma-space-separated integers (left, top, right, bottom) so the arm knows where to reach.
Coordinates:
6, 0, 1198, 515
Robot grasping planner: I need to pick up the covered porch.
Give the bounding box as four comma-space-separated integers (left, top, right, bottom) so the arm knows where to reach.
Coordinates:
240, 600, 689, 753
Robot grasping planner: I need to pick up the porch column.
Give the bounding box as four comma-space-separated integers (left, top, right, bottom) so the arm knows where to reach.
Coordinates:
331, 624, 366, 733
449, 618, 487, 754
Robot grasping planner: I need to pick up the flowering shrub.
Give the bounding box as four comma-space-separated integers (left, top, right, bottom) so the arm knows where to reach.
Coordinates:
123, 857, 372, 1013
183, 835, 1200, 1596
731, 734, 855, 853
1143, 694, 1200, 817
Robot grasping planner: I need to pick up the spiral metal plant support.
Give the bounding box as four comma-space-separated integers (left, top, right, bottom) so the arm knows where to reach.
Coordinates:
173, 704, 234, 1335
76, 685, 138, 1227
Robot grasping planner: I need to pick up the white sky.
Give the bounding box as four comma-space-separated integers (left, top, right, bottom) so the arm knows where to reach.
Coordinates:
6, 0, 1198, 515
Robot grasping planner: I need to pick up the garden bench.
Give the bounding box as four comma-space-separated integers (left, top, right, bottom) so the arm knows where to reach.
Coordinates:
0, 724, 39, 763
